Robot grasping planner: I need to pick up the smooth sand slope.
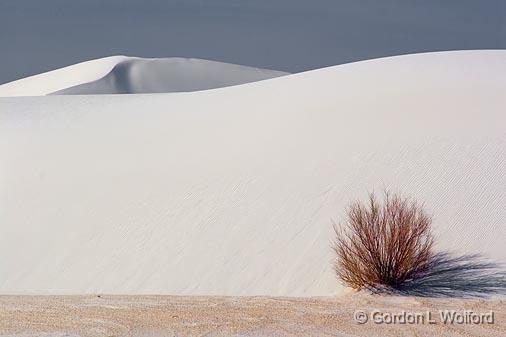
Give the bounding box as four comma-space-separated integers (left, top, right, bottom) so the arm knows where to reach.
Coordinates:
0, 50, 505, 295
0, 57, 288, 96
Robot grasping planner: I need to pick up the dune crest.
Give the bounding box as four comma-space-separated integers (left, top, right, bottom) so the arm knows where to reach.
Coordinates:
0, 56, 288, 96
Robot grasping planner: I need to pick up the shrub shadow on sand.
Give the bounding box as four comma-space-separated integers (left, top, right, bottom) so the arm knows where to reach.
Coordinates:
392, 252, 506, 298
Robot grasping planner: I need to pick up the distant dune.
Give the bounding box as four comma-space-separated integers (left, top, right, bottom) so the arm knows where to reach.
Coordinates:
0, 50, 505, 296
0, 56, 288, 96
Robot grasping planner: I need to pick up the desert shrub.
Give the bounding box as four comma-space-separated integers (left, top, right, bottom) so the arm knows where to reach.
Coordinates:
333, 191, 434, 292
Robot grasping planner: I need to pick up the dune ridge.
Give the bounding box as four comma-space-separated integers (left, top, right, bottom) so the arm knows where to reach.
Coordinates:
0, 56, 288, 96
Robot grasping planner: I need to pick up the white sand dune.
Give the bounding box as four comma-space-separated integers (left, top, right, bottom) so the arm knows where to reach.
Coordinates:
0, 56, 288, 96
0, 56, 127, 97
0, 50, 505, 296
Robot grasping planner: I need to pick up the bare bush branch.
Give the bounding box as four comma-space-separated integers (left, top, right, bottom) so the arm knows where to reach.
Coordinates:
333, 191, 434, 292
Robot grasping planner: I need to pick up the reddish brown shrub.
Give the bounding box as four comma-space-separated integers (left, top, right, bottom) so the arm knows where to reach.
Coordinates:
333, 191, 434, 292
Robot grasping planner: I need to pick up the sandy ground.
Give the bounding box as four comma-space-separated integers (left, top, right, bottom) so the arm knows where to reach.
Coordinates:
0, 294, 504, 337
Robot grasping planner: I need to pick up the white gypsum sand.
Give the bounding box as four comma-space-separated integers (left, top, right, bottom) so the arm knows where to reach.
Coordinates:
0, 50, 505, 295
0, 57, 288, 96
0, 56, 127, 97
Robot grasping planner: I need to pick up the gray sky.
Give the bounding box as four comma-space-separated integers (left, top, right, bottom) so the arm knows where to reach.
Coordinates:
0, 0, 505, 84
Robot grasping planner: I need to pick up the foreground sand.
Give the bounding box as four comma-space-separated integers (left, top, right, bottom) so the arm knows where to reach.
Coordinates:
0, 293, 504, 337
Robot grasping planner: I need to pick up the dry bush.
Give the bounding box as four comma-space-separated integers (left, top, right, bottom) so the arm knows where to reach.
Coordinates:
333, 191, 434, 292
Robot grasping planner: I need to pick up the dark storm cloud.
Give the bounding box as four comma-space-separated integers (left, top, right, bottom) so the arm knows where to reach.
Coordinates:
0, 0, 505, 84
